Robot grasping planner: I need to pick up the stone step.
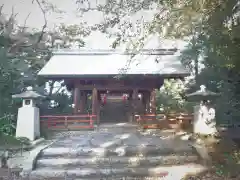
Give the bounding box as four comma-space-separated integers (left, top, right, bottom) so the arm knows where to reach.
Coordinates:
26, 163, 207, 180
97, 123, 138, 129
24, 177, 168, 180
28, 166, 171, 179
36, 154, 198, 168
39, 145, 194, 158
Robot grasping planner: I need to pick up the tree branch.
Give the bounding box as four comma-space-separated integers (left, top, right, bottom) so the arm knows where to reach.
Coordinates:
20, 13, 31, 32
34, 0, 47, 45
7, 0, 47, 53
0, 4, 4, 15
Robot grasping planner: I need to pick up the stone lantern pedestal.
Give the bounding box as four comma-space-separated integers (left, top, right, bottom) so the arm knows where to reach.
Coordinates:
186, 85, 219, 136
193, 104, 217, 135
12, 87, 45, 141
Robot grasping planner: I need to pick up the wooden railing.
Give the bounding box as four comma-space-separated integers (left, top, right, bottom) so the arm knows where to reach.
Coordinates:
40, 115, 96, 130
135, 113, 194, 129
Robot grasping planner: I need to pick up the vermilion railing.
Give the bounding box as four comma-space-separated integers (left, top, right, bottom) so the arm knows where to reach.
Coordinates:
135, 113, 194, 129
40, 115, 96, 130
135, 114, 166, 123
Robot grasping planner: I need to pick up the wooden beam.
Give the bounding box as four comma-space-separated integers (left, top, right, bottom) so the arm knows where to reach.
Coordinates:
66, 78, 163, 89
73, 83, 80, 114
71, 85, 153, 91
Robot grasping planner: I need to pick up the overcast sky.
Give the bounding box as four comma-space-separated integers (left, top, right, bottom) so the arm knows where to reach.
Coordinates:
1, 0, 187, 49
1, 0, 104, 29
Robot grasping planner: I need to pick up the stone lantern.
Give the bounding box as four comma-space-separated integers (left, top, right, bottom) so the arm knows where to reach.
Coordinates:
186, 85, 220, 135
12, 86, 45, 141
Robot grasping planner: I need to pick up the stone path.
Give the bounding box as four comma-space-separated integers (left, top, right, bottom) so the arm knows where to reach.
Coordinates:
25, 123, 206, 179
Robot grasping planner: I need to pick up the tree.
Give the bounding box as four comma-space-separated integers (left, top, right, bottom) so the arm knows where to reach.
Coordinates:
156, 79, 193, 114
170, 0, 240, 124
0, 1, 91, 135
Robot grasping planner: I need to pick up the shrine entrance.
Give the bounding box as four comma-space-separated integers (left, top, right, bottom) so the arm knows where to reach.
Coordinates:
38, 48, 189, 130
99, 92, 129, 123
69, 79, 160, 126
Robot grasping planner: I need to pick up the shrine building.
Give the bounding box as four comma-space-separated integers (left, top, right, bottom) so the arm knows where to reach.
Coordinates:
38, 38, 189, 127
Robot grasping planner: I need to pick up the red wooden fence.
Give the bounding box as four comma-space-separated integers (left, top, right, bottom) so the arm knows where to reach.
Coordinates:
40, 113, 193, 130
135, 113, 194, 129
40, 114, 96, 130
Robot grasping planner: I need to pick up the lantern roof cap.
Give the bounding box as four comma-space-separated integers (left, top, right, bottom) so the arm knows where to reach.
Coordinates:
12, 86, 45, 99
185, 84, 220, 101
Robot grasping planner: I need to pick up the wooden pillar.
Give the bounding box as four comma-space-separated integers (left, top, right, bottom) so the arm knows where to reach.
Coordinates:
92, 88, 97, 115
141, 92, 145, 114
132, 89, 138, 122
143, 91, 150, 114
79, 91, 87, 113
73, 83, 80, 114
97, 91, 101, 124
150, 89, 156, 114
127, 91, 132, 122
142, 91, 148, 114
92, 88, 99, 124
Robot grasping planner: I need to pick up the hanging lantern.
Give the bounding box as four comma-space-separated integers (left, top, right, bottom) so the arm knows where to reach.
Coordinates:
138, 94, 142, 100
122, 94, 127, 102
103, 94, 107, 104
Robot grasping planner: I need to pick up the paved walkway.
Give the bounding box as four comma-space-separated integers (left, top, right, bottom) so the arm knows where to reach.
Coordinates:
26, 123, 206, 179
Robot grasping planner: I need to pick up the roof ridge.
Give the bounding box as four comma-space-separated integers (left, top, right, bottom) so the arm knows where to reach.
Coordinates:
52, 48, 178, 55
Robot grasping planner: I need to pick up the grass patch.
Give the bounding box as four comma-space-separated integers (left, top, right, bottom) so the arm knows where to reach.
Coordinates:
0, 134, 22, 148
182, 136, 240, 179
0, 134, 30, 150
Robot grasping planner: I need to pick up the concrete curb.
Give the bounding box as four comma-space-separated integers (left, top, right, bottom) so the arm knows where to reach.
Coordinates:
24, 138, 46, 150
20, 140, 58, 177
11, 138, 55, 177
31, 140, 56, 169
31, 138, 45, 146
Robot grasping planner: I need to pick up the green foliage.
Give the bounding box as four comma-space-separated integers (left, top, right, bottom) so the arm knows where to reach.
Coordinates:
156, 79, 194, 113
0, 134, 23, 147
39, 92, 73, 115
0, 114, 16, 136
0, 4, 87, 137
16, 137, 31, 146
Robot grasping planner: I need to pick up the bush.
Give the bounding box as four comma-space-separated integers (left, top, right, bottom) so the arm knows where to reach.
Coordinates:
156, 79, 193, 114
0, 114, 16, 136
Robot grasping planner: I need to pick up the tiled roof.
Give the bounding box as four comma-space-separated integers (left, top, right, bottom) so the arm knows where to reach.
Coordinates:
38, 35, 189, 78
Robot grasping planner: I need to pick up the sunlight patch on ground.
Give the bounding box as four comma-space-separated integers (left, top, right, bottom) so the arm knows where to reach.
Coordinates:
115, 133, 131, 140
91, 148, 106, 157
159, 136, 172, 140
100, 133, 131, 148
180, 134, 192, 141
128, 156, 142, 166
116, 123, 127, 126
100, 141, 118, 148
91, 156, 100, 163
115, 146, 127, 156
175, 131, 187, 136
150, 163, 206, 180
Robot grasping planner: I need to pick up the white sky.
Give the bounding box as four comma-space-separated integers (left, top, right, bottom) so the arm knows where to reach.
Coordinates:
1, 0, 189, 49
1, 0, 104, 29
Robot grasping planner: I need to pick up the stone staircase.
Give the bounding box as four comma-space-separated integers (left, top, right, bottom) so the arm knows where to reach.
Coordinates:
27, 125, 201, 179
